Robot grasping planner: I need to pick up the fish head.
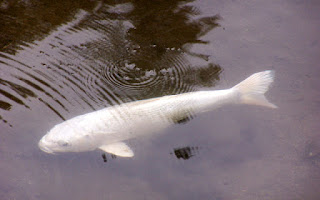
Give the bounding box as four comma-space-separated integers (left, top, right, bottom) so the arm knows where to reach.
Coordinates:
38, 121, 95, 154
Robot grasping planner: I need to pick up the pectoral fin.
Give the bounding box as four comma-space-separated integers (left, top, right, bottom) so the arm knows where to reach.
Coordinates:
99, 142, 134, 157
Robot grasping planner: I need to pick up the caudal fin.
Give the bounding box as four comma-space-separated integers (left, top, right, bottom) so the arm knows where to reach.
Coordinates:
233, 70, 277, 108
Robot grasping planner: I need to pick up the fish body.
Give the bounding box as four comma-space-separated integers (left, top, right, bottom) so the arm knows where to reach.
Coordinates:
39, 70, 277, 157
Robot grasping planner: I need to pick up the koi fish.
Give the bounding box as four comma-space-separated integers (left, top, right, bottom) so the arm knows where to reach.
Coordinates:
39, 70, 276, 157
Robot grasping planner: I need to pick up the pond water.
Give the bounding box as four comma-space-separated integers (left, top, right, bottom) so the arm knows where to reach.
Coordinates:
1, 0, 320, 199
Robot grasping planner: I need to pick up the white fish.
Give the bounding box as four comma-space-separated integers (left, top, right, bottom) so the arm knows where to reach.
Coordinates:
38, 70, 277, 157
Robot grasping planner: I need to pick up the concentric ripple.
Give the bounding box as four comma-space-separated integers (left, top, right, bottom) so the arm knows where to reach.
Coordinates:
0, 1, 222, 127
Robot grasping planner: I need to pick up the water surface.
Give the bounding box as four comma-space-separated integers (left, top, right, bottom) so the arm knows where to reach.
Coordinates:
1, 0, 320, 199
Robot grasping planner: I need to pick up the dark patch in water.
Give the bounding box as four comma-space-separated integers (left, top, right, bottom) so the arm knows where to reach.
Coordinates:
0, 0, 222, 126
171, 146, 199, 160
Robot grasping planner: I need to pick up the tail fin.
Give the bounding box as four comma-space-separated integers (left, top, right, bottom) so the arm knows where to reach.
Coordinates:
233, 70, 277, 108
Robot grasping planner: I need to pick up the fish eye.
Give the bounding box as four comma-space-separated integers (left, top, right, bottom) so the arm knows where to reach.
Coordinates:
57, 140, 70, 147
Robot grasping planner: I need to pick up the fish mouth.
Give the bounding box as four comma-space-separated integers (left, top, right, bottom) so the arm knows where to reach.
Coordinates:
39, 145, 55, 154
38, 138, 55, 154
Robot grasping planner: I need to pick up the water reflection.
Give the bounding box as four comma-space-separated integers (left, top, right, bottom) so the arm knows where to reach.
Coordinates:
0, 0, 97, 53
0, 0, 221, 126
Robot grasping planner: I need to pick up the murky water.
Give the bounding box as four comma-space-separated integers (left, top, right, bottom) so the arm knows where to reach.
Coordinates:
1, 0, 320, 199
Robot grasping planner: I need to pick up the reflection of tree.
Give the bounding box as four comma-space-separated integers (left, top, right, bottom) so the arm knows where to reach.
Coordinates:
89, 0, 223, 99
0, 0, 223, 124
0, 0, 96, 53
127, 0, 220, 62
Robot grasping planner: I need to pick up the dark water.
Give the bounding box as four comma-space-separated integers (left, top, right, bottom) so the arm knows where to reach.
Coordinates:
1, 0, 320, 199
